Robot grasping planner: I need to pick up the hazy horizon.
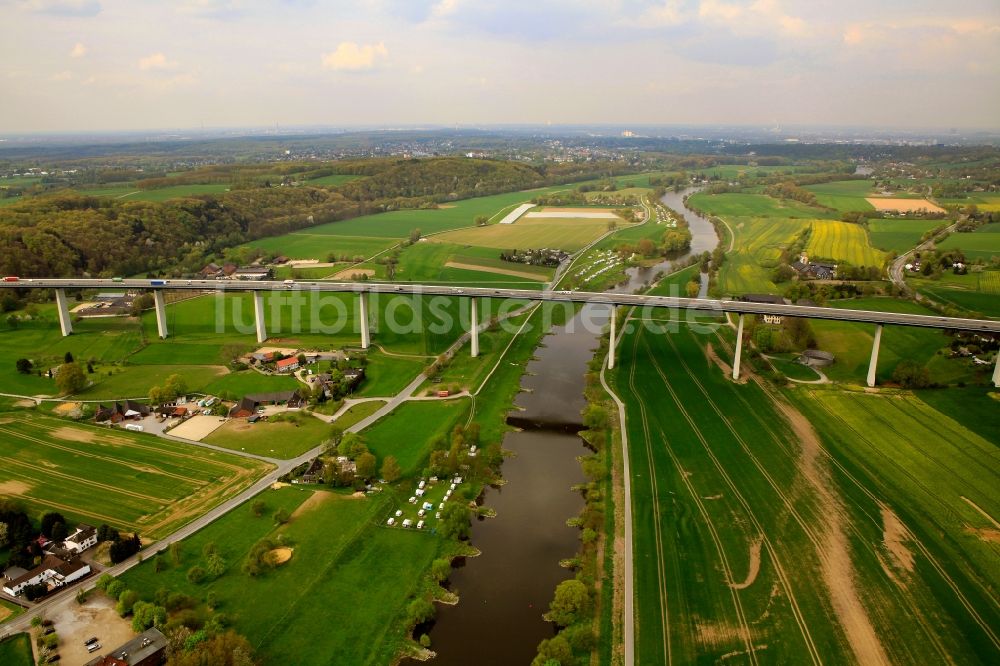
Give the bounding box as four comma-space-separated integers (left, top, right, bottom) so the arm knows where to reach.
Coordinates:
3, 0, 999, 133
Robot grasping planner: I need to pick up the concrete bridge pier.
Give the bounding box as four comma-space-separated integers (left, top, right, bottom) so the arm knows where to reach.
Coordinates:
732, 314, 745, 380
253, 291, 267, 344
608, 305, 616, 370
993, 353, 1000, 388
867, 324, 883, 387
359, 292, 370, 349
470, 297, 479, 357
54, 288, 73, 336
153, 290, 168, 339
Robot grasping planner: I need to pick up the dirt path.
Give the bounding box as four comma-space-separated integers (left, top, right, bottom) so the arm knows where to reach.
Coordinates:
767, 390, 892, 666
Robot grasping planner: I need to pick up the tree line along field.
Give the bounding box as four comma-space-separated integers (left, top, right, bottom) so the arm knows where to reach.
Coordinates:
0, 411, 270, 538
119, 486, 443, 666
611, 320, 1000, 665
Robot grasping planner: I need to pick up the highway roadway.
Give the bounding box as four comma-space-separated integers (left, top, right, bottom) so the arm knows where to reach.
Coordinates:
2, 277, 999, 333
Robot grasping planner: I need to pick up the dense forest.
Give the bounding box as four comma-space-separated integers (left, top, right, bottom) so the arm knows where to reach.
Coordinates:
0, 157, 638, 279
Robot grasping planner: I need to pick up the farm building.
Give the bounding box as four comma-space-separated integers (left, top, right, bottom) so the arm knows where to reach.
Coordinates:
63, 524, 98, 553
275, 357, 300, 373
228, 391, 305, 418
234, 266, 272, 280
95, 400, 151, 423
84, 627, 167, 666
2, 553, 91, 596
791, 255, 837, 280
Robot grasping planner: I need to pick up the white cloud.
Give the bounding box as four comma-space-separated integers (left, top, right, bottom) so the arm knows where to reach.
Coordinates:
138, 52, 178, 71
69, 42, 87, 58
23, 0, 101, 17
699, 0, 807, 36
321, 41, 389, 71
431, 0, 460, 19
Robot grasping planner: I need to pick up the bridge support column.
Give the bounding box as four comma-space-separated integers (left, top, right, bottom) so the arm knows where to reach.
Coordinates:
470, 297, 479, 357
55, 288, 73, 336
253, 291, 267, 344
867, 324, 883, 387
993, 352, 999, 388
359, 292, 370, 350
153, 290, 168, 339
608, 306, 616, 370
733, 314, 744, 380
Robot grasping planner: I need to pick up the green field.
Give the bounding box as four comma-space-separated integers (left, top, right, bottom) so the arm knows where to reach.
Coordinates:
0, 412, 269, 537
804, 180, 875, 212
331, 400, 386, 429
431, 216, 614, 252
937, 224, 1000, 261
120, 486, 442, 665
0, 633, 33, 666
813, 298, 984, 384
362, 400, 469, 477
717, 216, 805, 294
868, 218, 943, 253
204, 414, 330, 459
806, 220, 886, 267
248, 234, 398, 262
688, 192, 836, 219
393, 242, 551, 285
613, 320, 999, 664
910, 270, 1000, 317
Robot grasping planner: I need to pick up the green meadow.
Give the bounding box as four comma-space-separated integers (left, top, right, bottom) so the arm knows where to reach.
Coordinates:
868, 218, 943, 253
0, 633, 32, 666
937, 224, 1000, 261
688, 192, 837, 219
120, 487, 443, 666
804, 179, 875, 212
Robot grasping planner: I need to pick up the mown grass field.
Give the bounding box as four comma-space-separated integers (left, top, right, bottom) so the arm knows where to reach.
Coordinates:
203, 415, 330, 459
331, 400, 386, 429
937, 224, 1000, 261
393, 242, 551, 285
362, 400, 470, 477
0, 633, 32, 666
613, 320, 1000, 665
120, 487, 442, 666
868, 218, 943, 253
431, 216, 615, 251
0, 412, 269, 537
806, 220, 886, 266
248, 234, 398, 262
804, 180, 875, 212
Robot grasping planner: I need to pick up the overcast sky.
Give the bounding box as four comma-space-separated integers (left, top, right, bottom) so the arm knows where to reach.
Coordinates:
2, 0, 999, 132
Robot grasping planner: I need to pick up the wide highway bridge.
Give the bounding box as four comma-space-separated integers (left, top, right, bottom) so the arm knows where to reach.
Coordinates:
2, 277, 999, 387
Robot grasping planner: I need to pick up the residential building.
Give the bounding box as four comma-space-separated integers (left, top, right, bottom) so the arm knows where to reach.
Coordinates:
63, 524, 98, 553
275, 357, 300, 373
2, 554, 91, 596
95, 400, 150, 423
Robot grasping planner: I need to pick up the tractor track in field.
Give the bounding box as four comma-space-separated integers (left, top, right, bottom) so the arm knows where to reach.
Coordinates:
804, 396, 1000, 651
663, 331, 891, 665
0, 424, 210, 486
626, 335, 672, 665
645, 332, 819, 665
715, 363, 956, 663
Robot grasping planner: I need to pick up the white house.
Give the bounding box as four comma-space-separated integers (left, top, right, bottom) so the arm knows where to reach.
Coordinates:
3, 555, 90, 596
64, 524, 98, 553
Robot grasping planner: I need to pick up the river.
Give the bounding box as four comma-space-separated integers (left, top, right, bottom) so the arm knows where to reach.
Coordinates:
410, 188, 717, 664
